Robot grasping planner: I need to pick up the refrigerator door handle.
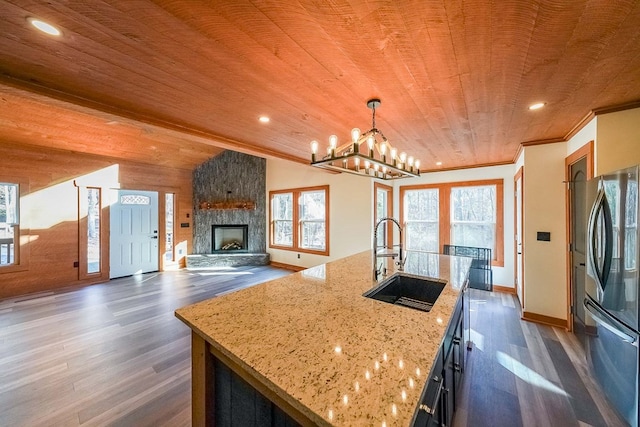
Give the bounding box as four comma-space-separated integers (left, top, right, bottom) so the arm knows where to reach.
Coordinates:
584, 296, 638, 346
587, 188, 614, 293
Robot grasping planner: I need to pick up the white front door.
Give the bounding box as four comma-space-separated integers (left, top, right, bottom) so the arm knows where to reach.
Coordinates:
110, 190, 159, 278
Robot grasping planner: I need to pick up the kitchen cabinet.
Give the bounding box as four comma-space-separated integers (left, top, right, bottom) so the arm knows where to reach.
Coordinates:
413, 283, 467, 426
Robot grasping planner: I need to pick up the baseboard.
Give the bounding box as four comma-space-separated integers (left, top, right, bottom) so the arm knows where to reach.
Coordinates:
269, 261, 305, 272
492, 285, 516, 294
522, 311, 568, 329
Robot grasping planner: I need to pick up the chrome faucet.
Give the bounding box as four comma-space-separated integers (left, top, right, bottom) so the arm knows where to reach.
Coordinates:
373, 217, 404, 279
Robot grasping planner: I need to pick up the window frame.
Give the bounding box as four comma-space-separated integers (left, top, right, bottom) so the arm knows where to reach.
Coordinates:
400, 179, 504, 267
269, 185, 330, 256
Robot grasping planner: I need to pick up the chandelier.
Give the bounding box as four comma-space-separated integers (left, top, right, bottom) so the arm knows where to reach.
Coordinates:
310, 99, 420, 180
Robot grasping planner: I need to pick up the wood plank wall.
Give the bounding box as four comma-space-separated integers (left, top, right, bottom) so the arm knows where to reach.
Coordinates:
0, 142, 194, 299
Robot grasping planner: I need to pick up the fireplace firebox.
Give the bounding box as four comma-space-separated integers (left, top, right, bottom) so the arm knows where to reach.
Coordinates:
212, 225, 249, 253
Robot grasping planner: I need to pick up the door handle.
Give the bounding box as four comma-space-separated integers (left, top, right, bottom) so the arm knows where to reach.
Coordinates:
584, 297, 638, 346
419, 375, 443, 415
151, 236, 158, 239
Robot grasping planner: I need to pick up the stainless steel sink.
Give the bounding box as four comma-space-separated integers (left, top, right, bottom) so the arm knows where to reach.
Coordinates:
363, 273, 445, 312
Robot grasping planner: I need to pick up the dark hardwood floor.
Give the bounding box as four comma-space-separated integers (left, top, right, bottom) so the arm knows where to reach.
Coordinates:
0, 270, 628, 426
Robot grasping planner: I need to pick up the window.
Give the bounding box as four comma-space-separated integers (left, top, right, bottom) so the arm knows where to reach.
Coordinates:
0, 183, 19, 266
404, 187, 439, 253
121, 194, 150, 205
165, 193, 175, 262
87, 188, 101, 274
272, 192, 293, 247
269, 186, 329, 255
401, 179, 504, 266
450, 185, 496, 251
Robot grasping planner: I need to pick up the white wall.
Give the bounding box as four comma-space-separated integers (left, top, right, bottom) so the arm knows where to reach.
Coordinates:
521, 142, 568, 320
567, 117, 596, 158
596, 107, 640, 175
391, 164, 516, 287
266, 158, 372, 268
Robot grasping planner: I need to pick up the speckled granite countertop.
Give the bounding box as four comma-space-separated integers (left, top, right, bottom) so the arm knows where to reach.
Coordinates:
175, 250, 471, 426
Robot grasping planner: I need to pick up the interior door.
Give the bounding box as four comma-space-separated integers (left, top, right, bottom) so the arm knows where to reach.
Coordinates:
110, 189, 159, 278
570, 158, 588, 335
514, 168, 524, 308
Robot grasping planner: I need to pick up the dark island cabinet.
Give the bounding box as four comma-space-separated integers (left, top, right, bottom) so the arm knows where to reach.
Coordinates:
413, 282, 468, 426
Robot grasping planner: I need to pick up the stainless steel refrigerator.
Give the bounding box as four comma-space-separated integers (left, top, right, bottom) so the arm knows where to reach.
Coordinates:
585, 165, 639, 427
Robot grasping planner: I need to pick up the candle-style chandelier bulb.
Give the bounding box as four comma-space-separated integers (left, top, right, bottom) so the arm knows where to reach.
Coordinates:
310, 140, 318, 154
351, 128, 361, 143
400, 152, 407, 162
329, 135, 338, 149
408, 156, 414, 167
390, 148, 397, 159
415, 160, 421, 170
380, 143, 387, 155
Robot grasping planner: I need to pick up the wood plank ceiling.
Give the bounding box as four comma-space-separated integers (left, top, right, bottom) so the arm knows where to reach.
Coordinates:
0, 1, 639, 171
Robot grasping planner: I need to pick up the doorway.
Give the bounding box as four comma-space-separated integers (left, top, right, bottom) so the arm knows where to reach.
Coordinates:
566, 142, 594, 336
109, 189, 159, 278
374, 182, 394, 248
514, 167, 524, 309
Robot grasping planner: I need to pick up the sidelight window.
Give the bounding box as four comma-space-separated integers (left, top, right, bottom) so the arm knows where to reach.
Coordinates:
165, 193, 175, 262
86, 188, 101, 274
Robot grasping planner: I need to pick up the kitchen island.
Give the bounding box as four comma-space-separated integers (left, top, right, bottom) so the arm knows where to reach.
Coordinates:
175, 250, 471, 426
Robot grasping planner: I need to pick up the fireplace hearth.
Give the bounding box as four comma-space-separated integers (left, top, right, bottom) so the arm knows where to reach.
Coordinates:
212, 224, 249, 253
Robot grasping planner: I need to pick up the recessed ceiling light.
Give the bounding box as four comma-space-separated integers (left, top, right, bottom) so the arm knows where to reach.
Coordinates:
436, 161, 443, 166
258, 116, 270, 123
28, 18, 61, 36
528, 102, 546, 110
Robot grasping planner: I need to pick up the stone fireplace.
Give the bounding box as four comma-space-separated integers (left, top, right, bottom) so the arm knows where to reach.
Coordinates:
187, 151, 270, 268
212, 224, 248, 253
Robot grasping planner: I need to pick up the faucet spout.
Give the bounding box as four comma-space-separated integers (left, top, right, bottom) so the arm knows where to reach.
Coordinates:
373, 217, 404, 279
